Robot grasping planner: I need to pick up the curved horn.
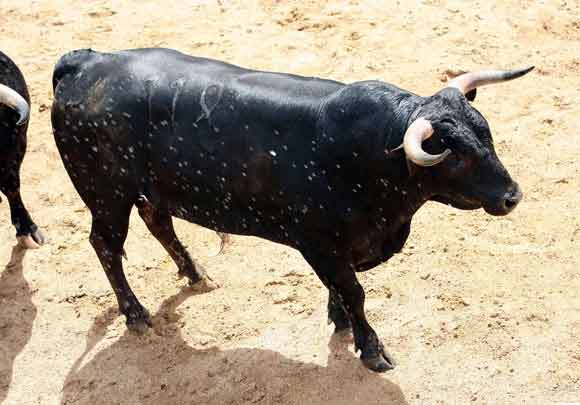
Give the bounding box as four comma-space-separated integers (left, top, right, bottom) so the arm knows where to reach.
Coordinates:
0, 83, 30, 125
403, 118, 451, 167
448, 66, 534, 95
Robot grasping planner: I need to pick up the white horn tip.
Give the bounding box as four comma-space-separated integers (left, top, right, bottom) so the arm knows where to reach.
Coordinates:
16, 113, 29, 126
513, 66, 535, 78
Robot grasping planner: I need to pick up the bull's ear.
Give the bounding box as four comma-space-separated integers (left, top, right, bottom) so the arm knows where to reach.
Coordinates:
465, 88, 477, 102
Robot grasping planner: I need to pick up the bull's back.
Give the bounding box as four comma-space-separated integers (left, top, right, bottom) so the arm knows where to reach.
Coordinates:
52, 48, 341, 139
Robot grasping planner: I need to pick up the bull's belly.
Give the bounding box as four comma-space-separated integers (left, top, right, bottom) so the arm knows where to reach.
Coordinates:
165, 193, 306, 248
165, 189, 409, 272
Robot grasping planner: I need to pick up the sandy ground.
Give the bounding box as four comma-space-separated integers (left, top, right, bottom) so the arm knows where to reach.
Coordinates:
0, 0, 579, 404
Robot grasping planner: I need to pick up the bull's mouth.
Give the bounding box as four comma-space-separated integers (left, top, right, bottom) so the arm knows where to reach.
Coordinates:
432, 190, 522, 216
483, 204, 511, 216
482, 199, 519, 216
483, 187, 523, 216
430, 195, 481, 211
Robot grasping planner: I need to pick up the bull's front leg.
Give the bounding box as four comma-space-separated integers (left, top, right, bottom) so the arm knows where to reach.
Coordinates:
303, 252, 395, 372
1, 188, 45, 249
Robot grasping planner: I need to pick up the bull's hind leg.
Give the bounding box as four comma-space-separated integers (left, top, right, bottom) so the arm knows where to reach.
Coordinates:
89, 207, 152, 334
135, 195, 217, 292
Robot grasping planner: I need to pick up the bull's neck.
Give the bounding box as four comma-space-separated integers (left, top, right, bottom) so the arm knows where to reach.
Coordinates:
316, 82, 430, 219
374, 91, 431, 219
383, 89, 424, 150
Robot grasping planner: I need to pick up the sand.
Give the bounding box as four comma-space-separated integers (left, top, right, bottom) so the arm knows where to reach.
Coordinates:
1, 1, 579, 404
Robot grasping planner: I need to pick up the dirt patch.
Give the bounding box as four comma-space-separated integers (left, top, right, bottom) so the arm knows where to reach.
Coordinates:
1, 1, 579, 404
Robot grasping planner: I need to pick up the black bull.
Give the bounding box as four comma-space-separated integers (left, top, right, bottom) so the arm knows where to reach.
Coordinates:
51, 48, 532, 372
0, 50, 45, 249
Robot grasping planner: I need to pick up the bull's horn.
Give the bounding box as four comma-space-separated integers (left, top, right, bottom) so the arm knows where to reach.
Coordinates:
448, 66, 534, 95
403, 118, 451, 167
0, 83, 30, 125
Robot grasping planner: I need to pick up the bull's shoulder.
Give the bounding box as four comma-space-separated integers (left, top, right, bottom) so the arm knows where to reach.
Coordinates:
317, 81, 420, 152
316, 81, 395, 149
320, 81, 416, 121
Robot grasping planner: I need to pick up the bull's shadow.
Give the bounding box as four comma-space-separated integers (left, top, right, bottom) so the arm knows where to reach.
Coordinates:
61, 287, 408, 405
0, 245, 37, 404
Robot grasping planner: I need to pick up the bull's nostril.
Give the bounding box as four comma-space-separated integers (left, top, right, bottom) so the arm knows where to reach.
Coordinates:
504, 198, 518, 209
503, 191, 522, 210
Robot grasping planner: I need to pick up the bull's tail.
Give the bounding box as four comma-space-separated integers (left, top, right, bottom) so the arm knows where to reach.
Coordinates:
52, 49, 95, 93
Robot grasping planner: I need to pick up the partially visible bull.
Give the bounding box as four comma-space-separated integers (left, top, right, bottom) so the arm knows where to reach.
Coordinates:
0, 51, 45, 249
51, 48, 532, 372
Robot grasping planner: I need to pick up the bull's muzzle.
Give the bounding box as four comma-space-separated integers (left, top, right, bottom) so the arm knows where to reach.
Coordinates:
484, 183, 522, 216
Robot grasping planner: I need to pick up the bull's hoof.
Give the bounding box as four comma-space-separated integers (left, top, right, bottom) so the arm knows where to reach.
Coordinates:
361, 349, 396, 373
126, 309, 152, 335
17, 228, 46, 249
189, 275, 219, 292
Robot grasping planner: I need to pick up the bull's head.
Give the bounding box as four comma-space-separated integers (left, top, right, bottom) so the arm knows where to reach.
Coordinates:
398, 67, 533, 216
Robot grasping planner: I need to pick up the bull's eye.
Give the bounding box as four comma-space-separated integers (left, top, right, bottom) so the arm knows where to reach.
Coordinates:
440, 118, 454, 126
